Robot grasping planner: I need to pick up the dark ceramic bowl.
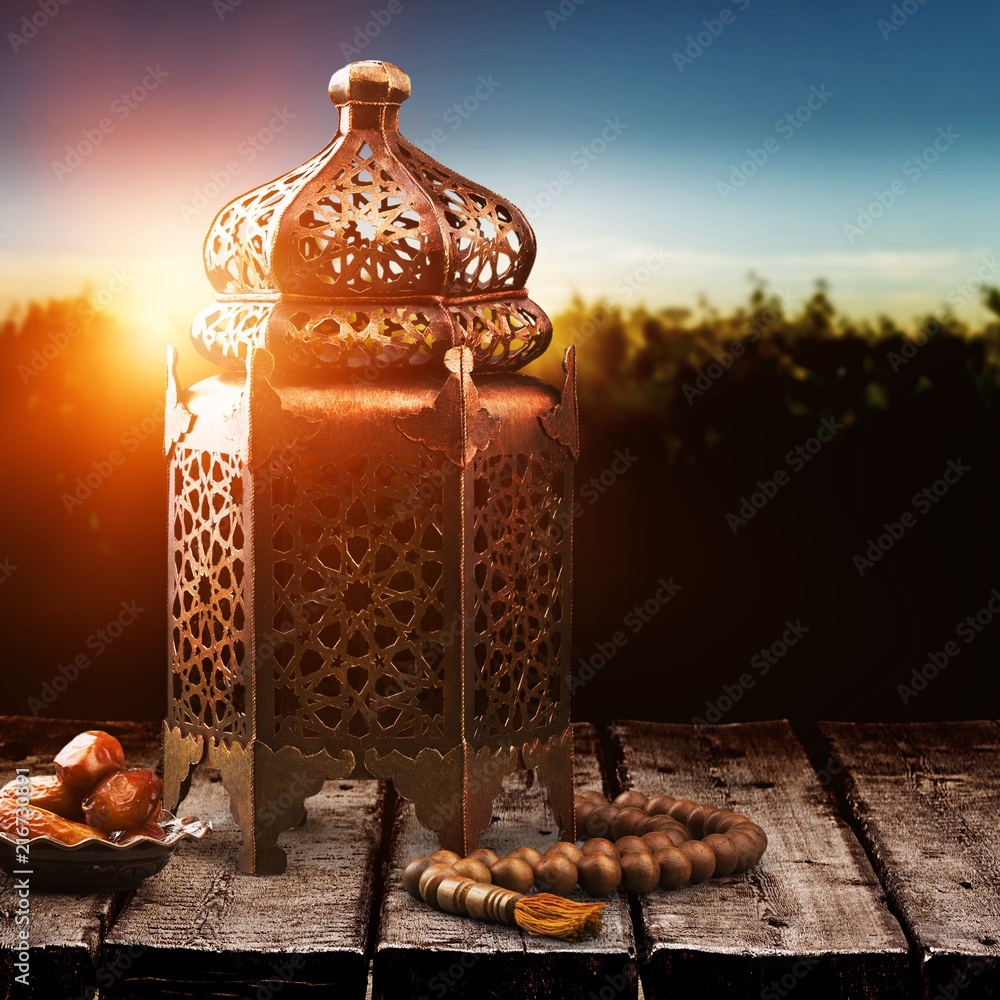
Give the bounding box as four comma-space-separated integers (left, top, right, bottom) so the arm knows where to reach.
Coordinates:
0, 811, 211, 891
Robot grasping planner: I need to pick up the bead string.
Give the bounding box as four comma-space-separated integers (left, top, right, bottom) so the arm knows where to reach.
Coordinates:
405, 789, 769, 901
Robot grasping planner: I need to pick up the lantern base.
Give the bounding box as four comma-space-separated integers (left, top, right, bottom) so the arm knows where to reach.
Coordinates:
164, 723, 575, 874
366, 726, 576, 855
163, 723, 354, 875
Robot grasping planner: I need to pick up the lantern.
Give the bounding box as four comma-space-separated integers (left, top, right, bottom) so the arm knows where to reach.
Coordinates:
163, 60, 578, 875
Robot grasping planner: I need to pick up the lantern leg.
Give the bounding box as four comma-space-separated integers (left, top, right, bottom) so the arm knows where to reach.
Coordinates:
523, 727, 576, 843
367, 745, 516, 855
206, 740, 345, 875
162, 723, 205, 812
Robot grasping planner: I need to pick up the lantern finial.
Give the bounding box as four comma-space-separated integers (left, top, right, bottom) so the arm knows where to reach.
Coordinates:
193, 60, 551, 376
328, 59, 411, 108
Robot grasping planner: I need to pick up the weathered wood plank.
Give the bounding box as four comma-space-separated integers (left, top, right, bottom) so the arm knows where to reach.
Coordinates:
372, 722, 638, 1000
102, 768, 386, 1000
610, 720, 912, 1000
0, 716, 160, 1000
818, 721, 1000, 999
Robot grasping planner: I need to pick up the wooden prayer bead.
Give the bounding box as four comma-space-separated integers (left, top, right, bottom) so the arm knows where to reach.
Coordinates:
685, 803, 715, 839
633, 815, 664, 836
614, 836, 649, 856
702, 833, 739, 876
585, 803, 618, 839
453, 858, 492, 883
418, 863, 458, 909
703, 809, 732, 835
635, 814, 675, 835
613, 790, 648, 810
677, 840, 716, 883
652, 847, 692, 889
545, 840, 584, 865
489, 857, 534, 894
574, 798, 597, 829
403, 856, 436, 898
667, 798, 699, 824
580, 837, 620, 862
507, 846, 542, 868
534, 854, 578, 895
725, 829, 763, 873
641, 831, 677, 854
718, 813, 752, 833
661, 826, 691, 848
610, 806, 647, 840
729, 821, 768, 854
620, 850, 660, 893
577, 853, 622, 897
577, 789, 609, 804
644, 794, 676, 816
467, 848, 500, 869
431, 849, 462, 866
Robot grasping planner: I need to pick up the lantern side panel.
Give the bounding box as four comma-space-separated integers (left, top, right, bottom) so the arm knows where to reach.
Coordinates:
267, 448, 452, 754
169, 447, 250, 740
470, 450, 566, 744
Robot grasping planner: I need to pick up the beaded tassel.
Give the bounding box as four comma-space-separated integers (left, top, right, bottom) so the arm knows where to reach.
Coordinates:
418, 867, 606, 942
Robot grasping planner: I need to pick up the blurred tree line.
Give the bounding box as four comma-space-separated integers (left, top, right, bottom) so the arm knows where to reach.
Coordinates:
2, 282, 999, 723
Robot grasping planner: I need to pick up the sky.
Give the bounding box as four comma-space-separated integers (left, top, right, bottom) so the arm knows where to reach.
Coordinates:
0, 0, 997, 347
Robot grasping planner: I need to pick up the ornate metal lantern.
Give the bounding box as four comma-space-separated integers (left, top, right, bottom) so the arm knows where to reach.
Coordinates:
163, 60, 578, 875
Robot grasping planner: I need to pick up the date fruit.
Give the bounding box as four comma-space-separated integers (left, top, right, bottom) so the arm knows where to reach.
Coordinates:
83, 768, 163, 835
54, 731, 125, 791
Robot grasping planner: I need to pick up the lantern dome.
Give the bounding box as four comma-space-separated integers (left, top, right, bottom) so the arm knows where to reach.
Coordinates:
193, 60, 551, 374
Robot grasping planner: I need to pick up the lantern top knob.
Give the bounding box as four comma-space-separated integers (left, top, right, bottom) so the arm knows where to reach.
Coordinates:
328, 60, 411, 108
193, 61, 551, 376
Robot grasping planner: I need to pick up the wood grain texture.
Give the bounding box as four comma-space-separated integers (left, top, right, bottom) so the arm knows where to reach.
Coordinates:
102, 768, 386, 1000
610, 720, 912, 1000
818, 721, 1000, 1000
372, 722, 637, 1000
0, 717, 159, 1000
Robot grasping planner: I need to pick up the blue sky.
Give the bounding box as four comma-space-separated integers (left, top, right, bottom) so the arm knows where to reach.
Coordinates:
1, 0, 997, 331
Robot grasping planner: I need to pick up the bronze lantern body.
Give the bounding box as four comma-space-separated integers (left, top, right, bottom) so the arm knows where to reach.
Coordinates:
164, 60, 579, 875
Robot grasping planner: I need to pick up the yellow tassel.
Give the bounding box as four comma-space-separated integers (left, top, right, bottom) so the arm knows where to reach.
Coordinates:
419, 869, 607, 942
513, 892, 606, 942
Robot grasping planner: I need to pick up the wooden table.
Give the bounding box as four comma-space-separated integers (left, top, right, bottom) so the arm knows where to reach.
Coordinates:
1, 717, 996, 999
